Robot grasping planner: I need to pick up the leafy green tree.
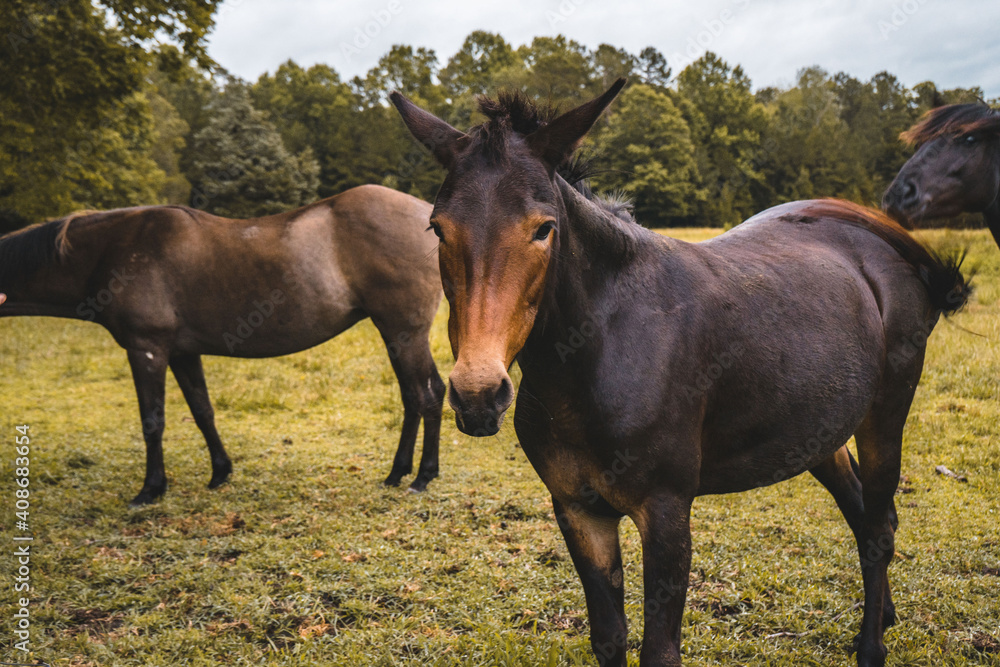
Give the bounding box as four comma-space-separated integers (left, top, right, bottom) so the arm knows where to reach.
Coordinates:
252, 61, 359, 198
352, 45, 445, 112
591, 84, 701, 226
758, 68, 861, 204
0, 0, 221, 225
506, 36, 594, 109
440, 31, 517, 99
636, 47, 671, 90
676, 52, 768, 226
187, 84, 319, 218
590, 44, 635, 91
147, 83, 192, 204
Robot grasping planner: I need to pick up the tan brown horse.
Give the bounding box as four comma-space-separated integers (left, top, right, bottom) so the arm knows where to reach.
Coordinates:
0, 185, 444, 505
884, 102, 1000, 239
392, 82, 969, 666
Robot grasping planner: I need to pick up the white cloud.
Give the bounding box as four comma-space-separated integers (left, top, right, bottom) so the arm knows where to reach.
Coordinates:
206, 0, 999, 96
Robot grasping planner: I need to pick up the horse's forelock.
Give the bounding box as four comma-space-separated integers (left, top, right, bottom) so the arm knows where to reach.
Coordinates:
901, 103, 1000, 146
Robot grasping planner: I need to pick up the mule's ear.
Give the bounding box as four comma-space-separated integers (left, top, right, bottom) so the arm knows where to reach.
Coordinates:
527, 78, 626, 169
390, 91, 467, 168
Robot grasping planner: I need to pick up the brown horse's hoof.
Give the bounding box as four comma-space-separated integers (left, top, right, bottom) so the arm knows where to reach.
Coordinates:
129, 487, 165, 507
383, 474, 405, 488
207, 458, 233, 489
408, 472, 437, 493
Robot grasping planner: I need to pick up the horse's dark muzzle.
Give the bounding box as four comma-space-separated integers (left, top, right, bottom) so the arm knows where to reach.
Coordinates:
883, 178, 919, 224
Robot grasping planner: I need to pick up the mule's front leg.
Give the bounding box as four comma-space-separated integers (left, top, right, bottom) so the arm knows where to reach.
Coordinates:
634, 493, 694, 666
553, 498, 628, 667
126, 348, 169, 506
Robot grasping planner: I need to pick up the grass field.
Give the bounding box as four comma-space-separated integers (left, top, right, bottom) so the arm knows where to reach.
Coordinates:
1, 227, 999, 666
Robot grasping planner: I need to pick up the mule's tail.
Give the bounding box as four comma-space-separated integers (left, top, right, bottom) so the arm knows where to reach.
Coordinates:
793, 199, 971, 315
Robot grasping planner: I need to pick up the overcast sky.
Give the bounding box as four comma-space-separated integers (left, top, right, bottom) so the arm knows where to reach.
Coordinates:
206, 0, 1000, 98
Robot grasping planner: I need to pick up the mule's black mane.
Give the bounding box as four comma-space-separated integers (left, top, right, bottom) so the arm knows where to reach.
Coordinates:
474, 91, 635, 224
902, 103, 1000, 146
558, 154, 635, 223
474, 90, 556, 159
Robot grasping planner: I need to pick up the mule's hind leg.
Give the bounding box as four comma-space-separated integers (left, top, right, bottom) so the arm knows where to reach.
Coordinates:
810, 447, 896, 633
169, 354, 233, 490
845, 447, 899, 532
850, 406, 909, 667
126, 348, 170, 506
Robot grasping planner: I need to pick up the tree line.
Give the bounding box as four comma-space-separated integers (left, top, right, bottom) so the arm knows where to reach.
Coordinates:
2, 2, 993, 232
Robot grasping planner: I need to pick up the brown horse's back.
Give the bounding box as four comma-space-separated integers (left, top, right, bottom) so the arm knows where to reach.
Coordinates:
74, 185, 438, 357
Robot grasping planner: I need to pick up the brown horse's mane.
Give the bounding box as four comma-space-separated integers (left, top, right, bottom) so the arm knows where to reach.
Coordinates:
791, 199, 971, 314
0, 210, 100, 286
901, 103, 1000, 146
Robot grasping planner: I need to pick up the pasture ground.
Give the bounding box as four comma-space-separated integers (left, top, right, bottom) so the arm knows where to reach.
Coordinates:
1, 228, 999, 666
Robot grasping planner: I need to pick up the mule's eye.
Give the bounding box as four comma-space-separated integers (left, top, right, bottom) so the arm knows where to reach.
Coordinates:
428, 221, 444, 241
534, 221, 555, 242
963, 134, 978, 144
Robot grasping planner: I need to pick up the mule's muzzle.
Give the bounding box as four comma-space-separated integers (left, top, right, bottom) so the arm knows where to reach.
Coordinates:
448, 371, 514, 437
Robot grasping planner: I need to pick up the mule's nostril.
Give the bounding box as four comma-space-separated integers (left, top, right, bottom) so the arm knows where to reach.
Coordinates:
495, 376, 514, 411
447, 379, 464, 413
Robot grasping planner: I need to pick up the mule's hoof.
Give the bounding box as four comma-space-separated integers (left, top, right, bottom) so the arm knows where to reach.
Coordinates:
383, 475, 404, 488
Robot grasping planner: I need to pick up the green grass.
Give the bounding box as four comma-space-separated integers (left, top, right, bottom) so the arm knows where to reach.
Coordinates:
1, 229, 999, 666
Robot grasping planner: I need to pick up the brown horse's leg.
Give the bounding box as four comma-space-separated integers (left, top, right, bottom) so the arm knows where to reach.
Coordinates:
553, 498, 628, 667
635, 493, 693, 667
409, 358, 445, 492
126, 348, 170, 506
169, 354, 233, 490
377, 322, 444, 491
810, 447, 897, 634
851, 412, 905, 667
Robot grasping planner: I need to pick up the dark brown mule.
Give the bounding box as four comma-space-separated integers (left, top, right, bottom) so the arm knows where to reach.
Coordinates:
884, 103, 1000, 237
392, 81, 969, 667
0, 185, 445, 505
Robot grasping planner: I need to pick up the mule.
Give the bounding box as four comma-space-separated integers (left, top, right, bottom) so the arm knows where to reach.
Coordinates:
391, 81, 969, 666
884, 102, 1000, 239
0, 185, 445, 506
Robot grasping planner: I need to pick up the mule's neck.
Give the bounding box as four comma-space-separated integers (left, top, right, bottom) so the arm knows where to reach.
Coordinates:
519, 176, 664, 371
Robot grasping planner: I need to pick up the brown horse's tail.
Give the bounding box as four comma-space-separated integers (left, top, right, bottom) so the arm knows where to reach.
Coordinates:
795, 199, 972, 315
